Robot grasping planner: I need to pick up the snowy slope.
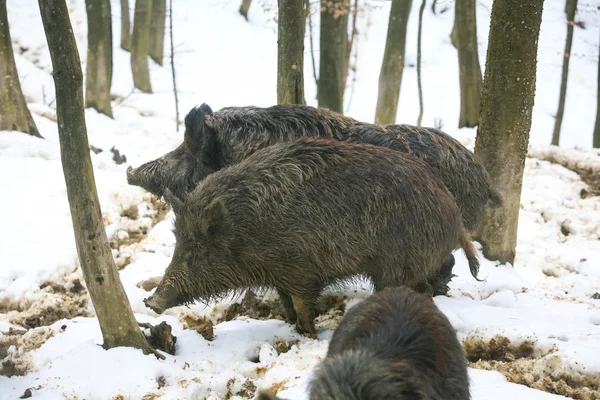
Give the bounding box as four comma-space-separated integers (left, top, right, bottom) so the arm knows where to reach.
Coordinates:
1, 0, 599, 399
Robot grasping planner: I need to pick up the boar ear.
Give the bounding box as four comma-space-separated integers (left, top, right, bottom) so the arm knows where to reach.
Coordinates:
184, 103, 217, 167
256, 391, 282, 400
201, 198, 229, 238
163, 188, 185, 214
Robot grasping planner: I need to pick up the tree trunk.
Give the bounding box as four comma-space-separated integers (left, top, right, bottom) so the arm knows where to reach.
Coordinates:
456, 0, 482, 128
169, 0, 179, 132
120, 0, 131, 51
318, 0, 350, 113
473, 0, 545, 265
551, 0, 577, 146
374, 0, 413, 125
416, 0, 425, 126
149, 0, 165, 66
131, 0, 153, 93
0, 0, 41, 138
594, 28, 600, 149
277, 0, 306, 105
450, 19, 457, 48
239, 0, 252, 21
85, 0, 113, 118
37, 0, 162, 357
343, 0, 358, 91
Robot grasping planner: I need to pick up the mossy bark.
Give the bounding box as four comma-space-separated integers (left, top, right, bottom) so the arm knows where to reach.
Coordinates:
318, 0, 350, 113
131, 0, 153, 93
277, 0, 306, 105
374, 0, 412, 125
149, 0, 165, 66
473, 0, 545, 265
121, 0, 131, 51
37, 0, 161, 356
0, 0, 41, 138
594, 28, 600, 149
456, 0, 482, 128
85, 0, 113, 118
239, 0, 252, 21
551, 0, 577, 146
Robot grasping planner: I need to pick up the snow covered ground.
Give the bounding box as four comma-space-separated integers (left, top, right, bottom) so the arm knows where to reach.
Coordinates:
1, 0, 599, 399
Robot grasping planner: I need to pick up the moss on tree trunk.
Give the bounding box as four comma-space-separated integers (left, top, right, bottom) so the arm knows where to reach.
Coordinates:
131, 0, 153, 93
37, 0, 161, 357
594, 28, 600, 149
239, 0, 252, 21
121, 0, 131, 51
85, 0, 113, 118
0, 0, 41, 138
374, 0, 412, 125
277, 0, 306, 105
318, 0, 349, 113
456, 0, 482, 128
551, 0, 577, 146
149, 0, 165, 66
473, 0, 545, 265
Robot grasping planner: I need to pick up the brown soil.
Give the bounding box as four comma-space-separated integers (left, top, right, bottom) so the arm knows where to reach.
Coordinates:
137, 276, 163, 292
273, 337, 300, 355
180, 313, 215, 341
0, 325, 55, 377
464, 335, 600, 400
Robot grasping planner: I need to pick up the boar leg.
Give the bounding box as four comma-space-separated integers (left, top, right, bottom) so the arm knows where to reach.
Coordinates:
291, 295, 317, 339
411, 280, 435, 297
276, 288, 297, 324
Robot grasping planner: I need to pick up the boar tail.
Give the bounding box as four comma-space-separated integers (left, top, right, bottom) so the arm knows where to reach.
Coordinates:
488, 187, 503, 208
458, 231, 483, 282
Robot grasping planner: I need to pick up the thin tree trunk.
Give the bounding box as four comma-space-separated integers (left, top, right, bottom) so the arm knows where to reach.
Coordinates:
131, 0, 153, 93
594, 28, 600, 149
551, 0, 578, 146
343, 0, 358, 90
307, 0, 318, 88
121, 0, 131, 51
456, 0, 482, 128
416, 0, 425, 126
318, 0, 350, 113
37, 0, 162, 357
149, 0, 165, 66
277, 0, 306, 105
85, 0, 113, 118
374, 0, 413, 124
0, 0, 41, 138
169, 0, 179, 131
473, 0, 545, 265
239, 0, 252, 21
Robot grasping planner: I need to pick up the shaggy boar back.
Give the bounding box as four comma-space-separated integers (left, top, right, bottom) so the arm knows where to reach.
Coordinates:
143, 138, 480, 336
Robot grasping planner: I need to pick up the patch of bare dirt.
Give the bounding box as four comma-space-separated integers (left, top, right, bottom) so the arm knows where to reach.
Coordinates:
273, 337, 300, 355
225, 377, 258, 399
137, 276, 163, 292
0, 325, 56, 377
180, 313, 215, 341
464, 335, 600, 400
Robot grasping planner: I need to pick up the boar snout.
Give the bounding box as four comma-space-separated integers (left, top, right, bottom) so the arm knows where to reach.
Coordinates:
143, 295, 165, 314
126, 166, 140, 185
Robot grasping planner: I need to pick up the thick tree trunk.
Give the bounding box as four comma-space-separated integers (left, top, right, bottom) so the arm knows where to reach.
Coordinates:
131, 0, 153, 93
594, 28, 600, 149
416, 0, 425, 126
239, 0, 252, 21
374, 0, 412, 125
0, 0, 41, 138
37, 0, 162, 357
318, 0, 350, 113
456, 0, 482, 128
473, 0, 545, 265
85, 0, 113, 118
277, 0, 306, 105
551, 0, 577, 146
120, 0, 131, 51
149, 0, 165, 66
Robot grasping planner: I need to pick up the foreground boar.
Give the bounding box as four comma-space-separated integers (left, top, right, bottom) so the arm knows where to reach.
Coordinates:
258, 287, 471, 400
126, 103, 501, 233
143, 137, 480, 337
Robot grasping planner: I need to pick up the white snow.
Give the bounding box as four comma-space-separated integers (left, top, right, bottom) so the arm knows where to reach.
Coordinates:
1, 0, 600, 399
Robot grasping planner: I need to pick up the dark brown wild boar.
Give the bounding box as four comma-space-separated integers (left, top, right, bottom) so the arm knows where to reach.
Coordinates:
143, 136, 480, 337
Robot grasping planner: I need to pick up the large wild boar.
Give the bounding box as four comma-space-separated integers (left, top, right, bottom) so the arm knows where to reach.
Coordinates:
126, 103, 501, 233
257, 287, 471, 400
142, 133, 480, 337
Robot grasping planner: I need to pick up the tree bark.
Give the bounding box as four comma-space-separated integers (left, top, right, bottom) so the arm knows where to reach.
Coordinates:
450, 19, 457, 48
169, 0, 179, 131
85, 0, 113, 118
343, 0, 358, 91
120, 0, 131, 51
318, 0, 350, 113
149, 0, 165, 66
416, 0, 425, 126
239, 0, 252, 21
374, 0, 412, 125
0, 0, 41, 138
456, 0, 482, 128
594, 28, 600, 149
37, 0, 162, 357
473, 0, 545, 265
277, 0, 306, 105
551, 0, 577, 146
131, 0, 153, 93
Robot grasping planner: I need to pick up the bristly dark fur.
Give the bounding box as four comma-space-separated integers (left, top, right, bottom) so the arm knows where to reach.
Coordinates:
127, 103, 501, 232
143, 138, 480, 336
